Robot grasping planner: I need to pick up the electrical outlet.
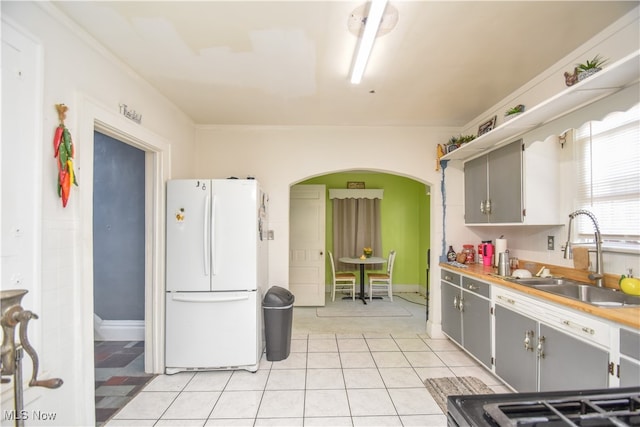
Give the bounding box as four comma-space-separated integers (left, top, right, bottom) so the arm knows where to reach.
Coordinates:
547, 235, 555, 250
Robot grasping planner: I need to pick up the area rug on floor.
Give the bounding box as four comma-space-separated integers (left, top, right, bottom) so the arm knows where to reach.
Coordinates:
316, 300, 412, 317
424, 376, 494, 413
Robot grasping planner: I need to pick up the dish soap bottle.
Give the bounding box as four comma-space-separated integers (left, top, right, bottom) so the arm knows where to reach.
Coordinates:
620, 268, 640, 296
447, 245, 457, 262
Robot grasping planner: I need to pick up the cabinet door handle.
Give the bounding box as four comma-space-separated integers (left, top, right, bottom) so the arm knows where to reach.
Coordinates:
480, 200, 485, 214
524, 330, 534, 351
453, 295, 459, 309
458, 296, 464, 312
485, 199, 492, 214
537, 336, 545, 359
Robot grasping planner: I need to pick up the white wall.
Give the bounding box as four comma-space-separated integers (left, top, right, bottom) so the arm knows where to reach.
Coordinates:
2, 3, 194, 426
194, 125, 455, 337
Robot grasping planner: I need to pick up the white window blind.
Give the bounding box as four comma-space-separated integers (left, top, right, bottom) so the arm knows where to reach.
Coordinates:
574, 104, 640, 241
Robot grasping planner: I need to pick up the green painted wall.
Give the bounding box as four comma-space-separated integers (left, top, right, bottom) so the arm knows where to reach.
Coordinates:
299, 172, 430, 292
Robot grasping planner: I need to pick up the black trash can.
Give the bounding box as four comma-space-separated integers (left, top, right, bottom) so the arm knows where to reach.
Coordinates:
263, 286, 295, 361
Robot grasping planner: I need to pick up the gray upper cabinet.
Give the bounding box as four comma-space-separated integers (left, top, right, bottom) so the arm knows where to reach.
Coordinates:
464, 136, 561, 225
464, 140, 523, 224
464, 154, 489, 224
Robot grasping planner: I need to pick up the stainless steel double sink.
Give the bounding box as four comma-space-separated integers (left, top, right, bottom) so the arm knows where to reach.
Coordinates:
507, 277, 640, 308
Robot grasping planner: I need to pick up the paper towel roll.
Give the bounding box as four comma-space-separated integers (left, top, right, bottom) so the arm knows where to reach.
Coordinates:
495, 239, 507, 262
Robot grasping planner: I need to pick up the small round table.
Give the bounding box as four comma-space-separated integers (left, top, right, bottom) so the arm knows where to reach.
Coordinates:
338, 256, 387, 304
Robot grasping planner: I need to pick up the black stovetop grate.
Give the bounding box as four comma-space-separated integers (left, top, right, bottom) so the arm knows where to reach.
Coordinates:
483, 391, 640, 426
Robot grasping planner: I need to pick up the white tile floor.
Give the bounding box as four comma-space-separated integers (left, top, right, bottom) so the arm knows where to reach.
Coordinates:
106, 294, 509, 426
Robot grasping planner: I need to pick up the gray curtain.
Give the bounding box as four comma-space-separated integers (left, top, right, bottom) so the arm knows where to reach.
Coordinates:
332, 198, 382, 271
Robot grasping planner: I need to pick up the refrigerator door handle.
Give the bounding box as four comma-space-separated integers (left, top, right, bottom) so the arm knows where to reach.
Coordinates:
171, 294, 249, 303
203, 193, 211, 276
211, 194, 217, 275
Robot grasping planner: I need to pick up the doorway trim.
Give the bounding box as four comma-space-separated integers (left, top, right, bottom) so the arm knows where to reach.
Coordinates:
78, 95, 170, 420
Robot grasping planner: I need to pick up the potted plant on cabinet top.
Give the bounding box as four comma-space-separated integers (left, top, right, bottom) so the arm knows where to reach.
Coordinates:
577, 55, 607, 82
564, 55, 607, 86
504, 104, 525, 122
446, 134, 476, 153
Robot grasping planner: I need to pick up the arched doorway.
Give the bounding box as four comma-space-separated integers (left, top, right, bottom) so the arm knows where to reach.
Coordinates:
289, 170, 431, 308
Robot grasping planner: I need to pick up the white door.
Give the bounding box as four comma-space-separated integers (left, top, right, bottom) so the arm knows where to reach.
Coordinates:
289, 185, 326, 306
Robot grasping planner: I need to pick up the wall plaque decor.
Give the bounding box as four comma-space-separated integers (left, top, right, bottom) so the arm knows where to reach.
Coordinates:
347, 181, 365, 189
478, 115, 497, 136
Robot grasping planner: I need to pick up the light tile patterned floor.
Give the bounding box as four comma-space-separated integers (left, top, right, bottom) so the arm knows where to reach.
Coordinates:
105, 294, 508, 426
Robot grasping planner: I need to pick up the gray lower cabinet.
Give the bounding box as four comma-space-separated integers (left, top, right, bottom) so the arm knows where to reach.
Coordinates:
461, 277, 491, 367
538, 323, 609, 391
495, 304, 609, 392
619, 359, 640, 387
441, 271, 491, 368
495, 305, 538, 392
441, 280, 462, 344
619, 328, 640, 387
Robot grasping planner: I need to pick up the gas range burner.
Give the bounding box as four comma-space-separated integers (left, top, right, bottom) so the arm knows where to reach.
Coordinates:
447, 387, 640, 427
483, 391, 640, 426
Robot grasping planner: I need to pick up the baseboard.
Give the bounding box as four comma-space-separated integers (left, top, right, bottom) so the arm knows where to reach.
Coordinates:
325, 284, 423, 294
393, 284, 421, 293
94, 315, 144, 341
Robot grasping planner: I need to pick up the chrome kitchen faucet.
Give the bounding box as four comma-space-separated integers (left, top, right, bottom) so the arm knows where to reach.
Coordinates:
563, 209, 604, 287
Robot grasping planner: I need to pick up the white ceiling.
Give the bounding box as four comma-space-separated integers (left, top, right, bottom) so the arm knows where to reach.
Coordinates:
52, 1, 636, 127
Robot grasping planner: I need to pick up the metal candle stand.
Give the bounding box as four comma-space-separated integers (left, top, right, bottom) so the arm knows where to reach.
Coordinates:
1, 290, 63, 426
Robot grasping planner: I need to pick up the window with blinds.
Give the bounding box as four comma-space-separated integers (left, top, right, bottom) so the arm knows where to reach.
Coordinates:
574, 103, 640, 243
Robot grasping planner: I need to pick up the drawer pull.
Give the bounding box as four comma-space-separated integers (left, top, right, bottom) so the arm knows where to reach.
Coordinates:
497, 295, 515, 305
467, 284, 479, 291
562, 319, 595, 335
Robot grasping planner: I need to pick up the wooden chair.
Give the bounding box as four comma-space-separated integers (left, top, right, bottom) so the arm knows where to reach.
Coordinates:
329, 251, 356, 301
368, 250, 396, 301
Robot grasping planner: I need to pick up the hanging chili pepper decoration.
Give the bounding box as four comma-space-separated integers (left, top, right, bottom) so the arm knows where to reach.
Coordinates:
54, 104, 78, 207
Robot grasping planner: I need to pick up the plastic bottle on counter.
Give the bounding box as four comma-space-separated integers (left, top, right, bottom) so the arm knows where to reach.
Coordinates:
447, 246, 457, 262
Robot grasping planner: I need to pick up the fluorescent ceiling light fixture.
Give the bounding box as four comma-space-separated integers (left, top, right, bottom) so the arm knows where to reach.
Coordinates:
350, 0, 388, 84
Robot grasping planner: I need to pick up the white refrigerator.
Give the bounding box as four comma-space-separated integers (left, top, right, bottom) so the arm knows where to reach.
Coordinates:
165, 179, 268, 373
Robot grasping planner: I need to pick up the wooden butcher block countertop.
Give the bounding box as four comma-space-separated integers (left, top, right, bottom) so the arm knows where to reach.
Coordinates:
440, 262, 640, 330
